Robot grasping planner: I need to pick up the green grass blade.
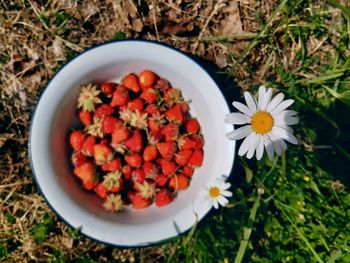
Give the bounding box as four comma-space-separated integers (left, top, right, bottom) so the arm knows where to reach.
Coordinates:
323, 85, 350, 108
326, 0, 350, 21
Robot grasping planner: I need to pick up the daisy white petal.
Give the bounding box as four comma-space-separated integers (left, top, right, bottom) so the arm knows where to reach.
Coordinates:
213, 200, 219, 209
238, 132, 255, 157
221, 190, 233, 197
217, 196, 229, 207
271, 99, 295, 114
244, 92, 257, 113
232, 101, 253, 116
266, 92, 285, 112
226, 125, 252, 140
260, 88, 273, 111
222, 182, 231, 190
246, 133, 260, 159
224, 112, 251, 125
272, 126, 298, 145
280, 139, 288, 152
268, 132, 282, 155
256, 136, 264, 160
275, 116, 299, 126
257, 86, 267, 109
263, 135, 274, 160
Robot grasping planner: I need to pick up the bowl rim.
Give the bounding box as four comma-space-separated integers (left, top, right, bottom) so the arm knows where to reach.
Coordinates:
28, 38, 236, 248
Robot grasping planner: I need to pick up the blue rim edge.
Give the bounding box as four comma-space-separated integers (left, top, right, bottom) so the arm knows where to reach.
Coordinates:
28, 38, 236, 249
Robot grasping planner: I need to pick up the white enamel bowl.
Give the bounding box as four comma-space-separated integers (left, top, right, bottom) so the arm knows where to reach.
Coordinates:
29, 40, 235, 246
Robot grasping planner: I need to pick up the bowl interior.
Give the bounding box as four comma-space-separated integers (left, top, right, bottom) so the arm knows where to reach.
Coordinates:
30, 41, 235, 246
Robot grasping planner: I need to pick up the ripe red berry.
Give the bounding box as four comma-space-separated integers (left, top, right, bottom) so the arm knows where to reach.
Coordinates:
169, 174, 189, 191
155, 189, 173, 207
111, 86, 129, 107
188, 149, 203, 167
186, 119, 200, 134
69, 130, 85, 151
101, 82, 116, 96
71, 151, 88, 167
81, 135, 96, 156
79, 110, 92, 126
125, 153, 142, 168
139, 70, 158, 90
124, 129, 143, 152
122, 74, 141, 93
143, 145, 158, 161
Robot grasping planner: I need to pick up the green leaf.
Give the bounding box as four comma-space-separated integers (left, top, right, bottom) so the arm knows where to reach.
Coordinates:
113, 32, 126, 40
0, 243, 8, 258
32, 224, 48, 244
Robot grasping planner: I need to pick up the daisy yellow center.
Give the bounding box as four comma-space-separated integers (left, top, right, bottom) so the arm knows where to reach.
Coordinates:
251, 111, 274, 134
209, 187, 220, 198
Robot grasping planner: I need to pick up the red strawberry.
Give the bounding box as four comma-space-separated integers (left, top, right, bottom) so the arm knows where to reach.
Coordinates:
157, 141, 176, 159
132, 194, 151, 209
111, 126, 130, 146
79, 110, 92, 126
148, 119, 162, 134
100, 138, 109, 145
178, 102, 190, 114
124, 129, 143, 152
159, 159, 177, 176
128, 98, 144, 112
139, 70, 158, 90
95, 104, 114, 118
94, 183, 108, 198
161, 123, 179, 141
186, 119, 200, 134
155, 174, 168, 187
132, 169, 145, 184
101, 158, 121, 172
125, 153, 142, 168
74, 162, 96, 182
175, 150, 192, 166
101, 82, 116, 97
94, 144, 113, 165
71, 151, 88, 167
102, 116, 122, 134
145, 104, 159, 115
169, 174, 189, 191
127, 191, 136, 202
111, 86, 129, 107
178, 136, 197, 150
140, 88, 157, 104
165, 104, 183, 123
155, 190, 173, 207
188, 149, 203, 167
143, 145, 158, 161
142, 161, 158, 179
81, 135, 96, 156
182, 166, 194, 177
191, 134, 204, 149
122, 74, 141, 93
69, 130, 85, 151
82, 180, 98, 190
122, 165, 133, 179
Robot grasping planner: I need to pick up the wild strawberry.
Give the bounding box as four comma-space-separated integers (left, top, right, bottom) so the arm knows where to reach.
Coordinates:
94, 183, 108, 198
178, 102, 190, 114
186, 119, 200, 134
143, 145, 158, 161
122, 165, 133, 179
132, 169, 145, 184
175, 150, 192, 166
140, 88, 157, 104
142, 161, 159, 179
127, 191, 136, 202
102, 171, 123, 193
93, 144, 113, 165
134, 180, 155, 200
103, 194, 125, 212
165, 104, 184, 124
182, 166, 194, 177
191, 134, 204, 149
161, 123, 179, 141
163, 88, 183, 107
125, 153, 142, 168
188, 149, 203, 167
101, 158, 121, 172
178, 136, 197, 150
155, 174, 168, 187
81, 135, 96, 156
69, 130, 85, 151
100, 138, 109, 145
122, 74, 141, 93
102, 116, 122, 134
77, 84, 102, 112
95, 104, 114, 118
155, 190, 173, 207
157, 141, 176, 159
169, 174, 189, 191
82, 180, 98, 190
71, 151, 88, 167
111, 86, 129, 107
111, 125, 130, 146
128, 98, 144, 112
148, 112, 165, 133
139, 70, 158, 90
154, 78, 170, 91
101, 82, 116, 97
74, 162, 96, 183
79, 110, 92, 126
145, 104, 159, 115
132, 194, 151, 209
86, 117, 103, 138
159, 159, 177, 176
124, 129, 143, 152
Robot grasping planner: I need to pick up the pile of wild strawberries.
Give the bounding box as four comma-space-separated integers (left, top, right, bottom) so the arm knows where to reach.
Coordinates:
69, 70, 204, 212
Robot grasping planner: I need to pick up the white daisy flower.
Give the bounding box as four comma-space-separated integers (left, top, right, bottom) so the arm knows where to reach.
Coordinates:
201, 179, 232, 209
225, 86, 299, 160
